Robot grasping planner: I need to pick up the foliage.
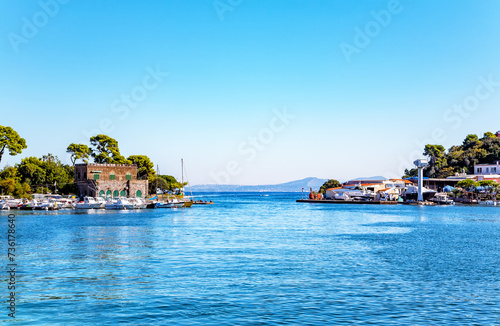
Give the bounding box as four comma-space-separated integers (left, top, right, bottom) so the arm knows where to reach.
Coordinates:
456, 179, 477, 190
15, 154, 74, 195
403, 168, 418, 178
90, 134, 128, 164
127, 155, 155, 179
149, 174, 186, 194
67, 143, 92, 165
0, 125, 27, 164
408, 132, 500, 178
319, 179, 341, 194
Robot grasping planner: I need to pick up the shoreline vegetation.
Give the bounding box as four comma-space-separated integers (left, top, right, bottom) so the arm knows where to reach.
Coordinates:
315, 131, 500, 203
0, 127, 184, 198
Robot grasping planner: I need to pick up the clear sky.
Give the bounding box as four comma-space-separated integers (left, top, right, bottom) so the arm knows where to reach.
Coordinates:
1, 0, 500, 185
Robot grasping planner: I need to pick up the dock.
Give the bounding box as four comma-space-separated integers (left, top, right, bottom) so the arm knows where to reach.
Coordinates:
296, 199, 398, 205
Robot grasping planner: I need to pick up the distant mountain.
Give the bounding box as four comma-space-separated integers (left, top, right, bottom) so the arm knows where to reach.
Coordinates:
190, 177, 329, 192
349, 176, 388, 181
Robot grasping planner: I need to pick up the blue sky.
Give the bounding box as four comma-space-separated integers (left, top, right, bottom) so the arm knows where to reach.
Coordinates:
1, 0, 500, 185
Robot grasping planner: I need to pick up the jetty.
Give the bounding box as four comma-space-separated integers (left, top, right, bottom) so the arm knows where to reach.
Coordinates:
296, 199, 398, 205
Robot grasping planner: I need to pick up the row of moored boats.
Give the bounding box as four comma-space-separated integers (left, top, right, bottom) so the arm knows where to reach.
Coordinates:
0, 195, 193, 211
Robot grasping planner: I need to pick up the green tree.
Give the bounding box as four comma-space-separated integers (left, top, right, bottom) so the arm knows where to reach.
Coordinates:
0, 126, 27, 164
67, 143, 92, 165
127, 155, 155, 179
463, 134, 479, 146
319, 179, 341, 194
16, 155, 74, 194
483, 132, 496, 139
90, 134, 128, 164
403, 168, 418, 178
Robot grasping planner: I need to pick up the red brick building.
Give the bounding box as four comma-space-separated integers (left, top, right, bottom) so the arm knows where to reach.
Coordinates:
75, 163, 148, 199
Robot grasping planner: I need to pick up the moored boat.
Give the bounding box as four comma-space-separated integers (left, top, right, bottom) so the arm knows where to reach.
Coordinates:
75, 197, 104, 209
105, 197, 134, 210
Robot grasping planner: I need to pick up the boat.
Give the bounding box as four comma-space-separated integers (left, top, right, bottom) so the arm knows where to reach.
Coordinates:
0, 200, 10, 210
156, 198, 184, 208
129, 197, 147, 209
430, 193, 455, 205
75, 197, 105, 209
36, 198, 60, 210
178, 158, 194, 207
105, 197, 134, 210
478, 200, 497, 206
402, 186, 436, 201
192, 200, 215, 205
1, 196, 23, 209
19, 199, 39, 210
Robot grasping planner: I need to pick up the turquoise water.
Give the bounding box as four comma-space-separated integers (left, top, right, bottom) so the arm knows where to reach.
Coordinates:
1, 193, 499, 325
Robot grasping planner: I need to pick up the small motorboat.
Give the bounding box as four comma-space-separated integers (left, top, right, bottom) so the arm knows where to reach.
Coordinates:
105, 197, 135, 210
156, 198, 184, 208
129, 197, 147, 209
75, 197, 104, 209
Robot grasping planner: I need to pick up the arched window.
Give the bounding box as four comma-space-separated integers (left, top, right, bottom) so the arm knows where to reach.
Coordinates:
120, 190, 126, 197
106, 190, 112, 197
99, 190, 105, 197
136, 190, 142, 198
113, 190, 119, 197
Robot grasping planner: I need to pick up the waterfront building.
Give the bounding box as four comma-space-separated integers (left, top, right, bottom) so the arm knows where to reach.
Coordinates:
75, 163, 148, 199
474, 161, 500, 175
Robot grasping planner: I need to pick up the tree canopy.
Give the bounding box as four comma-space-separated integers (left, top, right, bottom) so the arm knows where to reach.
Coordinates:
319, 179, 342, 193
67, 143, 92, 165
127, 155, 155, 179
90, 134, 128, 164
0, 126, 27, 164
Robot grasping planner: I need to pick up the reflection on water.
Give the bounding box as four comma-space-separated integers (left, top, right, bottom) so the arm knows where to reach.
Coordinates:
1, 194, 499, 325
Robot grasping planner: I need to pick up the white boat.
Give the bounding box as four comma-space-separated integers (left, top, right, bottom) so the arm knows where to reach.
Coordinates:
156, 198, 185, 208
105, 197, 134, 210
430, 193, 455, 205
75, 197, 104, 209
128, 197, 147, 209
36, 198, 60, 210
478, 200, 497, 206
0, 200, 10, 210
1, 196, 22, 209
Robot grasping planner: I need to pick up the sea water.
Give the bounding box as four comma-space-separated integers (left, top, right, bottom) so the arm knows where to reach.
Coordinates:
1, 193, 499, 325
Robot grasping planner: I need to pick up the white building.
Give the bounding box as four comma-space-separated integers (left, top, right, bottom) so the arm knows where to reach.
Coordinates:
474, 161, 500, 175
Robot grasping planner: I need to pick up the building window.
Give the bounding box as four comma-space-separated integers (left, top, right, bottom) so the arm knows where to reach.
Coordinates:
120, 190, 126, 197
110, 173, 115, 180
99, 190, 105, 197
84, 172, 87, 179
493, 167, 497, 173
136, 190, 142, 198
113, 190, 119, 197
77, 172, 81, 180
486, 168, 490, 174
106, 190, 112, 197
478, 168, 482, 173
126, 173, 132, 180
94, 173, 99, 180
